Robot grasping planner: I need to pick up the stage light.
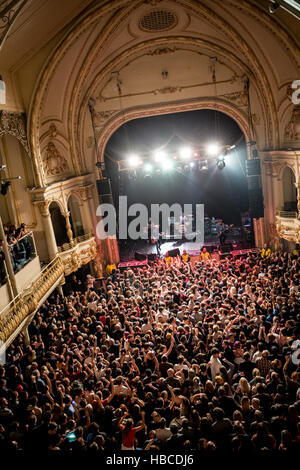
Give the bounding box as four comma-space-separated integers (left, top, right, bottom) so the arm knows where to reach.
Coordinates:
153, 150, 166, 162
128, 154, 141, 167
194, 152, 199, 157
162, 159, 173, 171
198, 159, 208, 171
189, 162, 195, 168
179, 147, 192, 159
206, 143, 220, 156
144, 163, 153, 173
216, 155, 225, 170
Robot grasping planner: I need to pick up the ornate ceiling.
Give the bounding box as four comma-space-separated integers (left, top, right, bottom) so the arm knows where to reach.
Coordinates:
0, 0, 299, 189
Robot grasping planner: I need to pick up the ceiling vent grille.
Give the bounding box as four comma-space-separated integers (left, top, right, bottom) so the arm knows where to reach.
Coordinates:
140, 10, 177, 32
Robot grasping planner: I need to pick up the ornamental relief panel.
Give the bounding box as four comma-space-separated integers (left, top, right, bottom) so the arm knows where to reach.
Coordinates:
284, 106, 300, 142
42, 141, 69, 177
0, 110, 30, 154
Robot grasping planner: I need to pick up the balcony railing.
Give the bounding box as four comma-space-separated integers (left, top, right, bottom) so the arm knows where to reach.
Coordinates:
277, 211, 298, 219
8, 231, 37, 274
0, 256, 64, 345
58, 232, 92, 252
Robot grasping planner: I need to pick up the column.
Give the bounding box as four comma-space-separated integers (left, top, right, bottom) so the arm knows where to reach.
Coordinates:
37, 201, 58, 261
296, 183, 300, 217
64, 211, 73, 243
79, 198, 94, 236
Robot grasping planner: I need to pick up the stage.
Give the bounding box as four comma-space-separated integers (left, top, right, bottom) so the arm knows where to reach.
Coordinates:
118, 227, 253, 262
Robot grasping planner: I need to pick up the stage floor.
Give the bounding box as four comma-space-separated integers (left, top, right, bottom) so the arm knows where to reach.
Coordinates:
119, 230, 252, 261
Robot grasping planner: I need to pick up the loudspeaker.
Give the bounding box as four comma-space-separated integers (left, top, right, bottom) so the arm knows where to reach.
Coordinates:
134, 251, 147, 261
219, 243, 233, 253
248, 189, 264, 219
168, 248, 180, 257
96, 178, 113, 205
96, 178, 112, 195
148, 253, 158, 261
246, 159, 261, 177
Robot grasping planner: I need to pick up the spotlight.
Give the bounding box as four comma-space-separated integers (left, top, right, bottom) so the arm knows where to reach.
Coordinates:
128, 154, 141, 167
153, 150, 166, 162
1, 181, 11, 195
198, 160, 208, 171
216, 155, 225, 170
179, 147, 192, 160
189, 162, 195, 168
128, 170, 137, 180
144, 163, 153, 173
162, 160, 173, 171
206, 143, 220, 156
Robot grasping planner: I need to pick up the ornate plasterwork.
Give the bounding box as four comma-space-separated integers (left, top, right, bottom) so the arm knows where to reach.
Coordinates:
219, 90, 248, 107
43, 141, 69, 176
147, 46, 177, 55
0, 110, 30, 154
284, 106, 300, 142
93, 110, 118, 126
96, 97, 252, 164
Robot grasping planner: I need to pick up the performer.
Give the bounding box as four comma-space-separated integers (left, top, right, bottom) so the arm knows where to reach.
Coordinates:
164, 252, 172, 265
181, 249, 190, 263
200, 247, 211, 261
219, 230, 226, 245
106, 263, 117, 275
261, 244, 271, 259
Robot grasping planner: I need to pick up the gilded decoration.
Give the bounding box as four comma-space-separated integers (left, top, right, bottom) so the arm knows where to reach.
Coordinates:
93, 110, 118, 126
284, 107, 300, 141
43, 141, 69, 176
0, 110, 29, 154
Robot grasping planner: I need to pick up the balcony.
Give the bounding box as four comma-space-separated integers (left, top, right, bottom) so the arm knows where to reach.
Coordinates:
57, 232, 97, 275
0, 257, 64, 348
275, 210, 300, 242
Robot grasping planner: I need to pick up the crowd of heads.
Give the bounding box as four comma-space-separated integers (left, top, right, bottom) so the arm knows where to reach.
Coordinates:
0, 250, 299, 453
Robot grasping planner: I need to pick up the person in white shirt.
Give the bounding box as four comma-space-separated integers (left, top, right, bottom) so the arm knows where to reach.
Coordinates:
209, 348, 223, 381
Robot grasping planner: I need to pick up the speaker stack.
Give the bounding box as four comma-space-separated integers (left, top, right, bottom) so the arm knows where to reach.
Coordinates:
134, 251, 147, 261
246, 159, 264, 219
96, 178, 113, 205
168, 248, 180, 258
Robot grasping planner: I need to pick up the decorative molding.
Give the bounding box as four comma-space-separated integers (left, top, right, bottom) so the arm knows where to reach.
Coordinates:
153, 86, 182, 95
36, 200, 50, 217
284, 106, 300, 142
220, 90, 248, 107
0, 110, 30, 154
49, 123, 57, 139
42, 141, 69, 176
93, 110, 118, 126
147, 46, 177, 55
0, 0, 27, 49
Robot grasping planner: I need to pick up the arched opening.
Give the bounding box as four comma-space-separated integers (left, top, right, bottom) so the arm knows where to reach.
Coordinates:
0, 134, 35, 226
49, 201, 69, 246
104, 109, 255, 258
282, 167, 297, 212
68, 194, 84, 238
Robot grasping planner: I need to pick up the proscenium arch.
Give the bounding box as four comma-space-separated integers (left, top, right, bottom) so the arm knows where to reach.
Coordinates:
96, 99, 252, 166
77, 34, 271, 164
26, 0, 291, 186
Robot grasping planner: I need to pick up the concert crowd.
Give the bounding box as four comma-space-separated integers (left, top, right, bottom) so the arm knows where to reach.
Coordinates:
0, 250, 299, 453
